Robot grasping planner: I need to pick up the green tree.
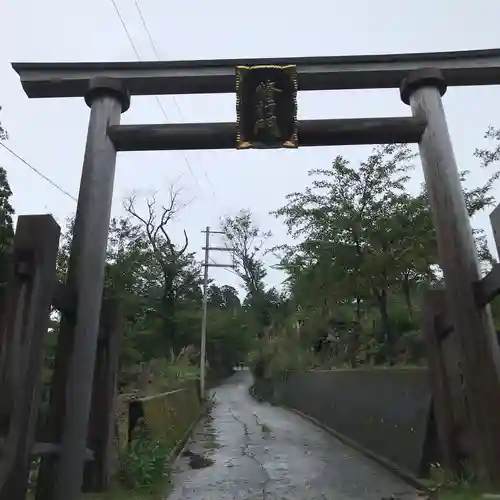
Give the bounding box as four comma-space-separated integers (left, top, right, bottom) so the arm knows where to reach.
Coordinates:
274, 145, 417, 351
208, 284, 240, 311
220, 209, 275, 332
475, 126, 500, 170
0, 107, 14, 284
474, 126, 500, 268
0, 106, 7, 142
0, 168, 14, 261
221, 209, 270, 298
273, 143, 497, 364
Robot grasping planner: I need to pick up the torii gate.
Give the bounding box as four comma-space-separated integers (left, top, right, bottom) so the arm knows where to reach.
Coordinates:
12, 49, 500, 498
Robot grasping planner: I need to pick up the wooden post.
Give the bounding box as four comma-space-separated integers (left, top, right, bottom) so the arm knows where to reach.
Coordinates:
422, 289, 462, 476
0, 215, 60, 500
83, 297, 122, 492
51, 78, 130, 500
0, 250, 13, 424
35, 298, 77, 499
0, 249, 11, 329
401, 69, 500, 486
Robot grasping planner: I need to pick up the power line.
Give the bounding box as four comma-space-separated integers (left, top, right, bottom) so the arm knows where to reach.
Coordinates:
130, 0, 217, 198
110, 0, 141, 56
132, 0, 188, 121
132, 0, 160, 60
0, 142, 77, 201
110, 0, 208, 195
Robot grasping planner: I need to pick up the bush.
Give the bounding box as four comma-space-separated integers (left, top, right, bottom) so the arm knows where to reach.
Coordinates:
248, 330, 317, 382
117, 418, 171, 492
123, 354, 200, 396
150, 355, 199, 391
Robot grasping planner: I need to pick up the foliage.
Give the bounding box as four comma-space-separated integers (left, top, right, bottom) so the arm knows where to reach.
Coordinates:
220, 209, 282, 335
475, 126, 500, 170
0, 106, 7, 142
50, 186, 253, 396
248, 333, 318, 382
0, 166, 14, 283
426, 462, 483, 500
0, 106, 14, 284
123, 188, 199, 355
126, 354, 200, 395
220, 209, 270, 296
117, 419, 171, 492
272, 145, 422, 362
270, 143, 498, 366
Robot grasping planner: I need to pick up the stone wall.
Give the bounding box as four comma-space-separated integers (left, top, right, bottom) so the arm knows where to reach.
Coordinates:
265, 368, 436, 477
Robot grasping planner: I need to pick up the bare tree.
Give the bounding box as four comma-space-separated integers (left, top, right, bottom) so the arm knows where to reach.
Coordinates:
220, 209, 271, 298
124, 185, 191, 352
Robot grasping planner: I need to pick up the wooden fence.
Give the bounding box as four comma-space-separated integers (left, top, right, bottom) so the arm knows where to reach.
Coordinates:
0, 215, 60, 499
0, 214, 124, 499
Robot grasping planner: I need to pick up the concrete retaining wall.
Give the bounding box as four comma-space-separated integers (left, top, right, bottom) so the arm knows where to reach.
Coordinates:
269, 368, 435, 477
117, 383, 201, 451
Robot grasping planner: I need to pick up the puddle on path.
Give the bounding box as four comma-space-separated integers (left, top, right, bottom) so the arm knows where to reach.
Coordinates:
180, 408, 221, 470
181, 450, 215, 469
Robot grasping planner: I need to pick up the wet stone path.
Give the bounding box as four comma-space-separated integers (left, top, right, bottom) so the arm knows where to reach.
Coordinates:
166, 370, 418, 500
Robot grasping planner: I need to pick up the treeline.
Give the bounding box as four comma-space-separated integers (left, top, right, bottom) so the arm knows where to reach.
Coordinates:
53, 193, 262, 390
3, 99, 500, 387
248, 135, 500, 378
0, 105, 259, 392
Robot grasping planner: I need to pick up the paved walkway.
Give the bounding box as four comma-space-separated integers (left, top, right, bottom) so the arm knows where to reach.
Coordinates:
167, 370, 418, 500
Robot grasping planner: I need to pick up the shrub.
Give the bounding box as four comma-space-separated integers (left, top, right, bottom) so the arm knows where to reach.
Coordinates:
117, 418, 171, 492
249, 329, 317, 382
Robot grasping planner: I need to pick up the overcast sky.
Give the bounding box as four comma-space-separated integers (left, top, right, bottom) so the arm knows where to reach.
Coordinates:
1, 0, 500, 295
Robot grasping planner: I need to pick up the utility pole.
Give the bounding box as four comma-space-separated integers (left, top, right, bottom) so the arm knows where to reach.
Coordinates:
199, 227, 235, 397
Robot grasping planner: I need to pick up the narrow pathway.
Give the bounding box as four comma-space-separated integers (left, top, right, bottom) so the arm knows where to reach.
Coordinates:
167, 370, 418, 500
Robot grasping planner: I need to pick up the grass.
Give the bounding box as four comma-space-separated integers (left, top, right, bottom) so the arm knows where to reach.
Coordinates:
437, 485, 485, 500
260, 423, 272, 434
425, 463, 492, 500
27, 482, 169, 500
28, 492, 157, 500
83, 487, 165, 500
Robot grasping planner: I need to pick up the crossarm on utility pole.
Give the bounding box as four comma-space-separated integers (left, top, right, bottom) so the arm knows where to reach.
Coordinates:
199, 228, 236, 397
200, 228, 210, 397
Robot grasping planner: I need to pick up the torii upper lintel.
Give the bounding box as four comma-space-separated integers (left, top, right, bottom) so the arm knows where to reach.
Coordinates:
12, 47, 500, 98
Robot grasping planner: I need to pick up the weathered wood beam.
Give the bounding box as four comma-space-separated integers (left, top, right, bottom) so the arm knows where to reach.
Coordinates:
0, 215, 60, 500
474, 264, 500, 307
107, 117, 427, 151
422, 289, 463, 476
0, 440, 94, 460
12, 48, 500, 97
31, 443, 94, 461
83, 298, 122, 492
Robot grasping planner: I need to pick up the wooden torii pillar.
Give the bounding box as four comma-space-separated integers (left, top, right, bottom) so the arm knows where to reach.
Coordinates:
35, 79, 130, 500
401, 69, 500, 486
